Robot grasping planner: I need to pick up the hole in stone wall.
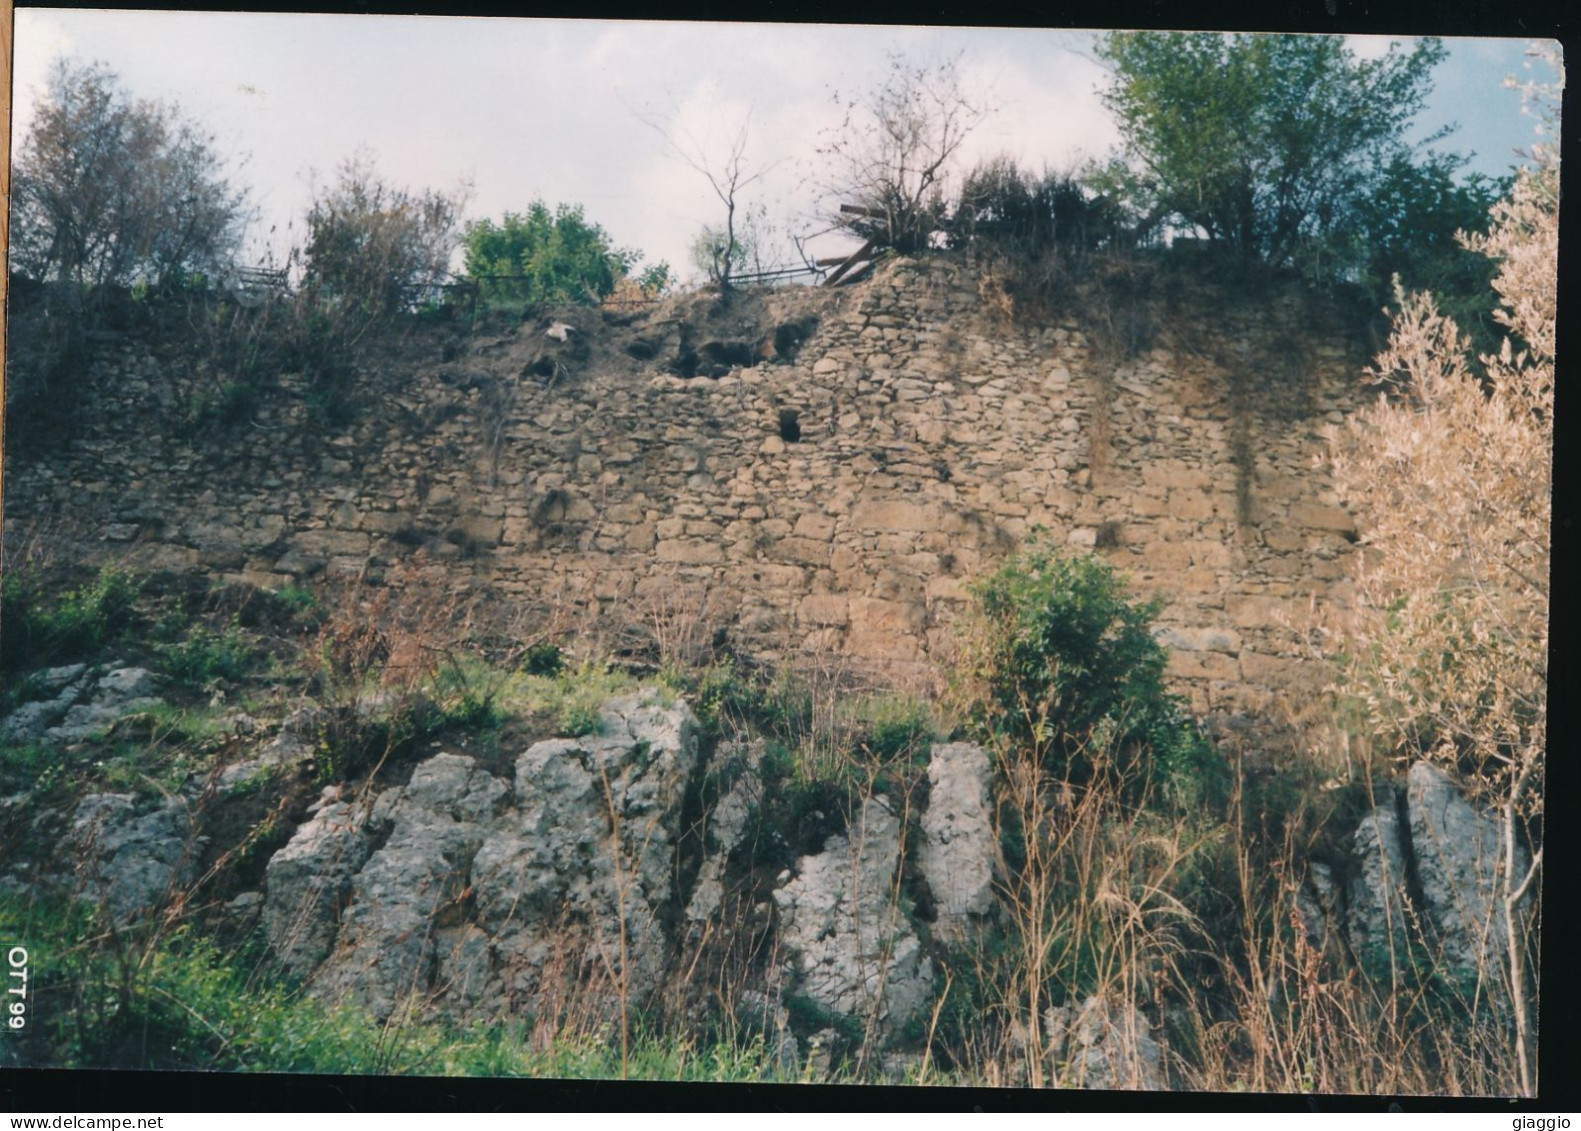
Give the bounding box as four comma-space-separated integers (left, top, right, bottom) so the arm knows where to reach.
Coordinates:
778, 409, 802, 443
703, 341, 756, 368
772, 317, 819, 361
1095, 521, 1122, 549
626, 339, 659, 360
669, 348, 699, 378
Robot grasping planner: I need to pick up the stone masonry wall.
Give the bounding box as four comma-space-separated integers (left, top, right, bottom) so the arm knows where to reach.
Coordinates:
3, 255, 1370, 717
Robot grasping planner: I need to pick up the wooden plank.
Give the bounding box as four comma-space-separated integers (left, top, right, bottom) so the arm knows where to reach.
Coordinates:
821, 240, 875, 287
839, 203, 887, 220
831, 261, 875, 288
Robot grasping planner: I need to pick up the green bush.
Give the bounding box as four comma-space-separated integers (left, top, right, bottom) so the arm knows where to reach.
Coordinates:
965, 538, 1223, 808
0, 565, 140, 678
162, 622, 255, 690
521, 639, 564, 677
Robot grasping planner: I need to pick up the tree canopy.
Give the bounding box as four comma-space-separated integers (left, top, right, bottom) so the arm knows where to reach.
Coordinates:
10, 57, 251, 289
1093, 33, 1473, 276
462, 203, 666, 305
301, 153, 469, 314
819, 53, 991, 254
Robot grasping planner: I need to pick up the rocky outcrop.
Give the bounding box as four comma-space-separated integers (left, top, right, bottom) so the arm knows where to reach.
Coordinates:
262, 786, 377, 976
313, 753, 510, 1018
685, 738, 765, 924
1404, 761, 1530, 1002
0, 665, 164, 745
1045, 995, 1167, 1091
1344, 780, 1411, 971
70, 791, 204, 922
1296, 760, 1534, 1020
264, 690, 701, 1021
918, 741, 997, 943
773, 797, 934, 1042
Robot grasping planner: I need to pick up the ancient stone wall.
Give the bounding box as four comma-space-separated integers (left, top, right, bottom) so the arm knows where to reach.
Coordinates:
3, 255, 1371, 717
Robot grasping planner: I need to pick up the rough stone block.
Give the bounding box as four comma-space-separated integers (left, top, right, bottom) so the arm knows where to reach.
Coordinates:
655, 539, 723, 565
767, 537, 828, 566
852, 499, 955, 534
798, 594, 850, 627
850, 596, 927, 635
1144, 542, 1194, 571
1166, 650, 1239, 681
1289, 502, 1357, 534
1238, 651, 1306, 683
793, 513, 837, 540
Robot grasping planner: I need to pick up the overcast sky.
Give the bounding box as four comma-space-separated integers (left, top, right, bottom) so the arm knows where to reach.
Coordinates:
9, 11, 1557, 282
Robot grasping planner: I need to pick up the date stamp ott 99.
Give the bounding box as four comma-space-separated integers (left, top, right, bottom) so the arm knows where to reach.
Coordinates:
8, 946, 28, 1030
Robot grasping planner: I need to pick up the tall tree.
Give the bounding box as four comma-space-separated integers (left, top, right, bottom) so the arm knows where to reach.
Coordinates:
462, 202, 659, 305
11, 57, 250, 289
1093, 33, 1457, 271
301, 152, 469, 315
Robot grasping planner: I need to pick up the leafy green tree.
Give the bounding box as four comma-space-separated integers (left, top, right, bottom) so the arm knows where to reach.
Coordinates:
463, 202, 661, 305
11, 57, 250, 289
1351, 152, 1508, 355
1093, 33, 1457, 271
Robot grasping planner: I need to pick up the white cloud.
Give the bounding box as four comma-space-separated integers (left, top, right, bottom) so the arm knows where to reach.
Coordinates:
1346, 35, 1406, 62
8, 15, 1535, 281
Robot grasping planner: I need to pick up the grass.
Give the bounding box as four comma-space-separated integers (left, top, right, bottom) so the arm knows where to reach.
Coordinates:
0, 564, 141, 683
0, 560, 1537, 1094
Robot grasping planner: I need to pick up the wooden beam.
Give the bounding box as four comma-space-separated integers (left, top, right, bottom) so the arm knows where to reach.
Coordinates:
838, 203, 887, 220
821, 240, 875, 287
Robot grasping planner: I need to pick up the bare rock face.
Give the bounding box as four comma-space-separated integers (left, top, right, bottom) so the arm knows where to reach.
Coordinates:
263, 689, 701, 1022
70, 792, 204, 922
773, 797, 934, 1044
685, 739, 765, 924
1337, 762, 1534, 1020
0, 665, 164, 745
1045, 995, 1166, 1090
1404, 761, 1531, 1007
262, 786, 377, 976
918, 741, 997, 943
471, 691, 700, 1014
311, 755, 509, 1018
1345, 780, 1411, 973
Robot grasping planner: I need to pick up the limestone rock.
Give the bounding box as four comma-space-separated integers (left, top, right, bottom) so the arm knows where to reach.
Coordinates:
1045, 995, 1166, 1090
264, 690, 702, 1022
312, 754, 509, 1018
44, 667, 163, 744
1345, 781, 1410, 973
773, 797, 934, 1043
918, 741, 997, 943
71, 792, 204, 922
263, 786, 376, 975
472, 691, 700, 1015
1405, 761, 1531, 1007
1338, 762, 1534, 1023
685, 739, 765, 923
1293, 860, 1343, 960
0, 664, 93, 743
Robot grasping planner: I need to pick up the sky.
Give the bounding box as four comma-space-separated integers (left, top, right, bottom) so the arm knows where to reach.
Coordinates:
8, 11, 1560, 283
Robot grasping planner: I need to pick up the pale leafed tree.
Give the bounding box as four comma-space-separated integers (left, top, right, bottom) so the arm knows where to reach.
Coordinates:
11, 57, 250, 289
1327, 46, 1557, 1096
